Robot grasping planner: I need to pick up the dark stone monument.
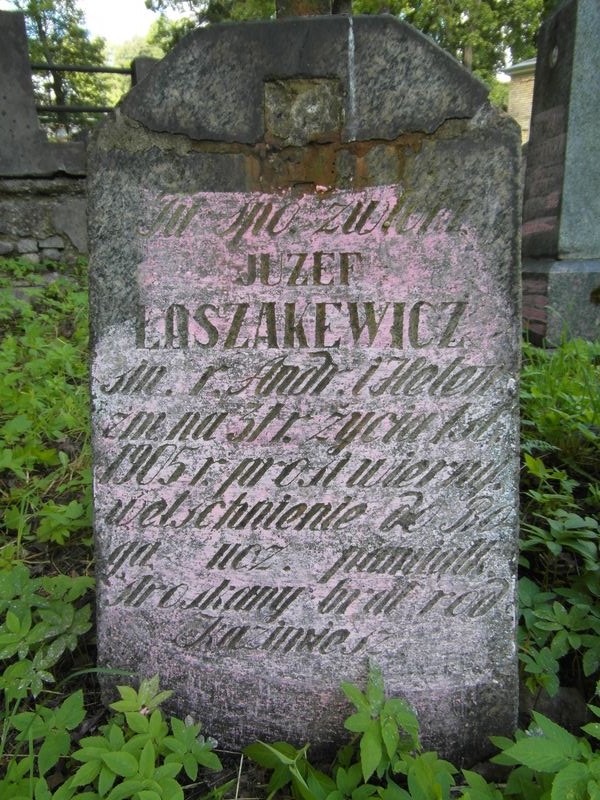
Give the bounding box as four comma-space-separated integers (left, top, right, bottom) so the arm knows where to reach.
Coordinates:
0, 12, 87, 261
0, 11, 85, 177
89, 11, 521, 765
521, 0, 600, 342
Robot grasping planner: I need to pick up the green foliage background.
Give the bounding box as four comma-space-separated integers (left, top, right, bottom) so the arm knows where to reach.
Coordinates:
8, 0, 110, 133
143, 0, 563, 82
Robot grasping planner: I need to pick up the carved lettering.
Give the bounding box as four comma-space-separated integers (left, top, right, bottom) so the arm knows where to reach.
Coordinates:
135, 299, 469, 351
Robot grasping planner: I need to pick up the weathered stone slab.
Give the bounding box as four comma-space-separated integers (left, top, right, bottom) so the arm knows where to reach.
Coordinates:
90, 15, 520, 765
522, 0, 600, 260
0, 11, 85, 177
120, 15, 488, 144
521, 0, 600, 341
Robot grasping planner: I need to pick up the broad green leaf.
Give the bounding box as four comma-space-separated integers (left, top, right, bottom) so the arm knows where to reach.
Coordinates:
148, 709, 164, 738
182, 751, 198, 780
71, 759, 102, 788
462, 769, 503, 800
196, 749, 222, 771
336, 765, 362, 795
98, 763, 117, 796
589, 780, 600, 800
352, 785, 379, 800
139, 740, 155, 779
366, 667, 385, 711
163, 736, 186, 755
55, 689, 86, 730
378, 778, 411, 800
108, 723, 125, 750
583, 723, 600, 742
551, 761, 589, 800
381, 715, 400, 759
154, 762, 182, 779
360, 725, 383, 782
306, 769, 336, 800
11, 711, 44, 737
268, 761, 295, 796
6, 609, 21, 634
101, 750, 139, 777
34, 777, 53, 800
290, 766, 316, 800
532, 713, 580, 754
123, 732, 150, 754
125, 711, 149, 734
38, 731, 69, 775
342, 682, 370, 713
345, 712, 373, 733
156, 776, 184, 800
245, 740, 296, 767
583, 650, 600, 677
503, 738, 575, 773
73, 746, 112, 762
106, 779, 146, 800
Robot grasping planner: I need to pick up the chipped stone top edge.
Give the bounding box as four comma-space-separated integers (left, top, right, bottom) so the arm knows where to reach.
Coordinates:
92, 101, 510, 161
88, 100, 521, 172
117, 14, 490, 147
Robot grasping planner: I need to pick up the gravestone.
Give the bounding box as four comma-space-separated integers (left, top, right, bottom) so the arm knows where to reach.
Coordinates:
89, 12, 521, 765
0, 11, 85, 176
521, 0, 600, 341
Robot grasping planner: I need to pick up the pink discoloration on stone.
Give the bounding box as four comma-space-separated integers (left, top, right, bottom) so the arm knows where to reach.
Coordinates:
92, 180, 520, 757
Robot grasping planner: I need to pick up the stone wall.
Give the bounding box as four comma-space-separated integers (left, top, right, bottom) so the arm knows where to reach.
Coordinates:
0, 177, 87, 263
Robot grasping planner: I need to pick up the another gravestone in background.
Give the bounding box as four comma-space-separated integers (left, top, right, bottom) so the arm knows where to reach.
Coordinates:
0, 11, 87, 262
0, 11, 85, 177
521, 0, 600, 342
88, 11, 521, 765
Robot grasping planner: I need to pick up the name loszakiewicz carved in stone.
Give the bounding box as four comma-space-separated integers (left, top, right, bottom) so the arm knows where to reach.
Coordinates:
93, 183, 518, 757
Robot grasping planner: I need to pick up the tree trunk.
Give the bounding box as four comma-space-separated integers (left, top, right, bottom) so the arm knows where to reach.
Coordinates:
32, 8, 70, 130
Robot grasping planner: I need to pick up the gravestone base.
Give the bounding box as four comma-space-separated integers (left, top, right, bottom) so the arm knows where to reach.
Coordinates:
522, 259, 600, 343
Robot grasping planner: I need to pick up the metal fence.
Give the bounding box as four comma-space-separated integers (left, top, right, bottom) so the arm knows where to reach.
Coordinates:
30, 62, 133, 115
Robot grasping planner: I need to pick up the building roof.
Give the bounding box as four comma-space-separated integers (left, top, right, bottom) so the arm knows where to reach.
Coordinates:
504, 57, 537, 76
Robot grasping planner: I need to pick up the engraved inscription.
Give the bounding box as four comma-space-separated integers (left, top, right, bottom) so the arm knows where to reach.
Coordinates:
94, 184, 517, 696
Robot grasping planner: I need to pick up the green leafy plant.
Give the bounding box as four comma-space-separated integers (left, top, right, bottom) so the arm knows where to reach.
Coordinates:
490, 685, 600, 800
0, 674, 223, 800
0, 258, 92, 564
519, 339, 600, 697
0, 561, 94, 800
244, 667, 456, 800
62, 677, 222, 800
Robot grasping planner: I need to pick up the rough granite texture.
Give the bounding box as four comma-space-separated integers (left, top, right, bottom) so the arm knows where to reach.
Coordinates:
89, 15, 521, 765
120, 15, 488, 144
